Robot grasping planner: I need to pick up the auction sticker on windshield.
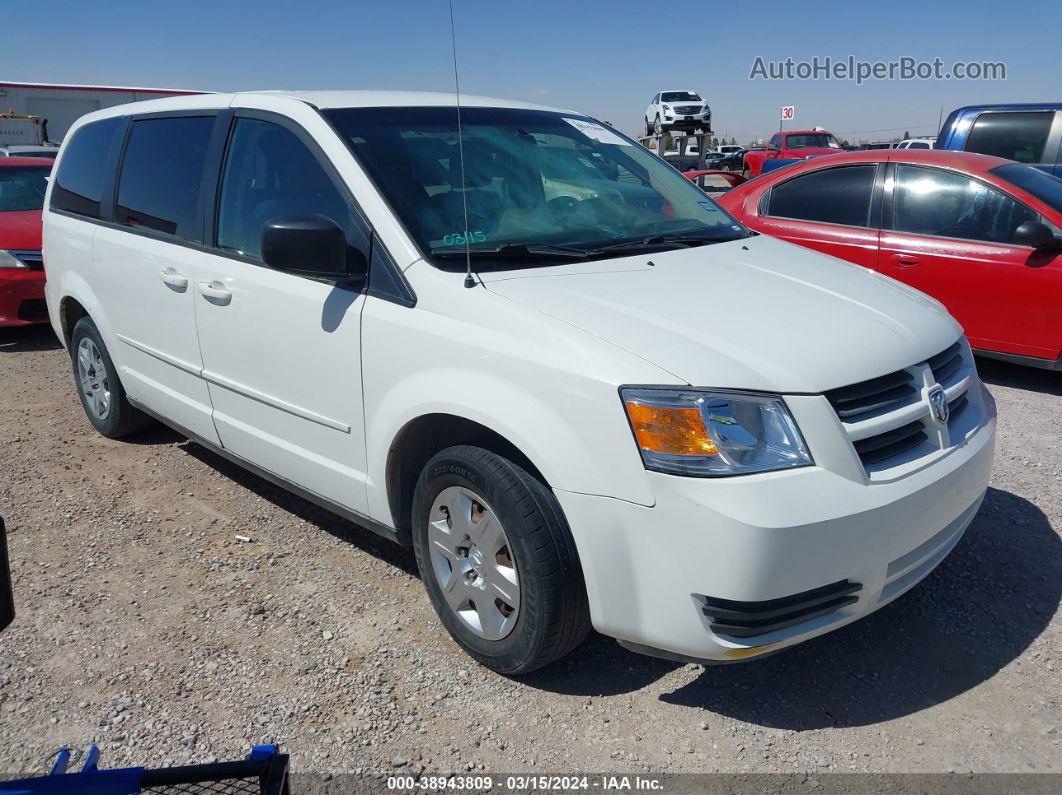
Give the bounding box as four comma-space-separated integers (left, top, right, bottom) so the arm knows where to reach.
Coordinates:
563, 118, 631, 146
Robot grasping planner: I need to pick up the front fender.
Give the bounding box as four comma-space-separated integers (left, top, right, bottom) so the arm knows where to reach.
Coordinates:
359, 270, 674, 526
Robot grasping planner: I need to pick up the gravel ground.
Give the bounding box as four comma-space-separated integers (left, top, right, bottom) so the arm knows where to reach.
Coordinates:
0, 323, 1059, 778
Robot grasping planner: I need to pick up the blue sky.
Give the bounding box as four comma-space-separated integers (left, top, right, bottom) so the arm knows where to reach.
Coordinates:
4, 0, 1057, 142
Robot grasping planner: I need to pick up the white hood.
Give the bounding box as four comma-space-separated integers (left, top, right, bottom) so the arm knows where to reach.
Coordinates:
481, 235, 962, 393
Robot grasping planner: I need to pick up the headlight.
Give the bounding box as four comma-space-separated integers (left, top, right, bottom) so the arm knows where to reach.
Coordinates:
662, 104, 671, 112
621, 388, 812, 477
0, 250, 28, 269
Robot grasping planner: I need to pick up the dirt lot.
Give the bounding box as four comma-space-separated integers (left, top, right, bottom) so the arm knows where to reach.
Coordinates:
0, 323, 1059, 777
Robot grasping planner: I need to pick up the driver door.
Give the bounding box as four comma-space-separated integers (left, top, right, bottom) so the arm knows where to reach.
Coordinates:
878, 163, 1062, 360
189, 111, 373, 513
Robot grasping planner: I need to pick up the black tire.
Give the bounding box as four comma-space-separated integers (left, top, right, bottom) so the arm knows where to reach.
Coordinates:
411, 445, 591, 675
645, 118, 653, 137
70, 316, 153, 438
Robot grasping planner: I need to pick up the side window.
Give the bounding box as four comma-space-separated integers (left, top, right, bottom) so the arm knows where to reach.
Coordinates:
892, 164, 1036, 245
964, 111, 1053, 164
769, 134, 781, 149
50, 116, 122, 219
767, 165, 876, 227
216, 118, 367, 262
116, 116, 214, 240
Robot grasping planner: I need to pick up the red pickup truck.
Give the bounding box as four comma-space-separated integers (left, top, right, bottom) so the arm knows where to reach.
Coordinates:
742, 129, 844, 177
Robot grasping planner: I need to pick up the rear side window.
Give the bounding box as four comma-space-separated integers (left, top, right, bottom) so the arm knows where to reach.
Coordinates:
50, 117, 122, 219
116, 116, 214, 240
964, 111, 1053, 164
767, 165, 876, 227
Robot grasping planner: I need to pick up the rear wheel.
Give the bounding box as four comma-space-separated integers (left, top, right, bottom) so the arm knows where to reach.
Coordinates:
411, 445, 591, 674
70, 317, 153, 438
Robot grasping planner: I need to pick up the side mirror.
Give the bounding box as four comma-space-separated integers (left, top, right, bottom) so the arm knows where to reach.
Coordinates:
0, 517, 14, 633
261, 214, 366, 279
766, 144, 780, 152
1013, 220, 1059, 250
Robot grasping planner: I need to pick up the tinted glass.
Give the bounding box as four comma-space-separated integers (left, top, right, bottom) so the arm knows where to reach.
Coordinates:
785, 134, 842, 149
661, 92, 701, 103
908, 141, 931, 149
216, 118, 358, 261
323, 106, 746, 266
50, 116, 122, 219
990, 163, 1062, 214
0, 166, 51, 212
892, 164, 1036, 244
116, 116, 213, 239
767, 165, 876, 227
964, 111, 1053, 163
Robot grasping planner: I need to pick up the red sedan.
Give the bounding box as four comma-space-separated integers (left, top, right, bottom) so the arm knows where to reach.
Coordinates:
0, 157, 53, 327
716, 149, 1062, 369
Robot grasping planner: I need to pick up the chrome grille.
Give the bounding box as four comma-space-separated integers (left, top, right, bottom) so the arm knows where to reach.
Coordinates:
827, 339, 977, 473
674, 105, 701, 114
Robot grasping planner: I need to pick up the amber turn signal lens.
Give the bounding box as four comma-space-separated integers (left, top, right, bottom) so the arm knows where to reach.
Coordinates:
624, 400, 719, 457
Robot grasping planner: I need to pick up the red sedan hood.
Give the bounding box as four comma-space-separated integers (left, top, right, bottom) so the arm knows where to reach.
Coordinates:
0, 210, 43, 250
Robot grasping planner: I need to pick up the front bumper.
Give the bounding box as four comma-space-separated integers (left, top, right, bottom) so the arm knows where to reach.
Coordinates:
662, 110, 712, 128
555, 383, 996, 662
0, 269, 47, 327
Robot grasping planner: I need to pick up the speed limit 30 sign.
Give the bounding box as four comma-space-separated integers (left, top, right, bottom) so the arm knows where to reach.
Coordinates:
781, 105, 795, 121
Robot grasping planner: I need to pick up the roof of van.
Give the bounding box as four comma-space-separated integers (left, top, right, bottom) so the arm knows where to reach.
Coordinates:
69, 90, 576, 129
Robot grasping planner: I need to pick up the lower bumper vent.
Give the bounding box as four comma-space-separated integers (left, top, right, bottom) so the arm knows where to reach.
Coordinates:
700, 579, 861, 638
17, 299, 48, 321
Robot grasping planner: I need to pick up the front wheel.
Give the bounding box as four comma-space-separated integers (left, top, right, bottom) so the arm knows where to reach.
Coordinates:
411, 445, 591, 674
653, 115, 663, 135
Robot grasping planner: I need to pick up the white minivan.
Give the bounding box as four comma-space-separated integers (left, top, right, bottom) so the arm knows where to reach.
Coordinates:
43, 91, 996, 673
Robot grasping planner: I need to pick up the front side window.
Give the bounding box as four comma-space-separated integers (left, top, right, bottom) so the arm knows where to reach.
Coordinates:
0, 166, 51, 212
964, 111, 1053, 164
216, 118, 362, 261
767, 165, 876, 227
990, 162, 1062, 214
784, 133, 842, 149
116, 116, 214, 239
50, 116, 122, 219
323, 106, 746, 268
892, 164, 1036, 244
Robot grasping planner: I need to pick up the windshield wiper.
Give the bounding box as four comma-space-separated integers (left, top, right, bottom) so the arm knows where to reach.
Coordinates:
594, 233, 728, 253
430, 242, 592, 260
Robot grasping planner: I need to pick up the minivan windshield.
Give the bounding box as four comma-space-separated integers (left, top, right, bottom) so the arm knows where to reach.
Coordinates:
323, 106, 747, 268
0, 166, 50, 212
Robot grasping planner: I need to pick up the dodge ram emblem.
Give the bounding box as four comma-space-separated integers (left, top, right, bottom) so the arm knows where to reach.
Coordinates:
928, 385, 949, 424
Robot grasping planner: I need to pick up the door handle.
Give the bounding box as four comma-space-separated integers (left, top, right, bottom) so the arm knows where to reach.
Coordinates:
892, 253, 921, 268
197, 280, 232, 305
159, 268, 189, 291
